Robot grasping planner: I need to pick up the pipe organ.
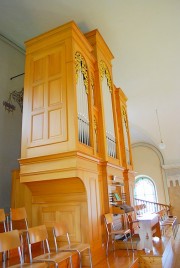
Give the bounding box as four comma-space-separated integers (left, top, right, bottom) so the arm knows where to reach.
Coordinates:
17, 21, 135, 266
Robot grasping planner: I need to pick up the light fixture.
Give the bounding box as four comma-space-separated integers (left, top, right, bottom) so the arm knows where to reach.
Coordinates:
3, 88, 24, 113
2, 73, 24, 113
156, 109, 166, 150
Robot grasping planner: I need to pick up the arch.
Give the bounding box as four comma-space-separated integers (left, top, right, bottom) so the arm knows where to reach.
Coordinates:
134, 175, 157, 203
132, 142, 169, 204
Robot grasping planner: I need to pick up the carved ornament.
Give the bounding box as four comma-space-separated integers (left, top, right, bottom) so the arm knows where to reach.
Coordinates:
75, 52, 89, 94
99, 60, 112, 92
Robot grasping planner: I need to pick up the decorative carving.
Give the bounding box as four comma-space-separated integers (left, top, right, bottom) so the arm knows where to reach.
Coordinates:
75, 52, 89, 93
99, 60, 112, 92
94, 116, 98, 133
90, 76, 95, 105
94, 116, 98, 153
122, 106, 128, 133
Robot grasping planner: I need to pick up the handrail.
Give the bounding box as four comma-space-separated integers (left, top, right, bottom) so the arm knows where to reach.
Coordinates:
134, 198, 171, 215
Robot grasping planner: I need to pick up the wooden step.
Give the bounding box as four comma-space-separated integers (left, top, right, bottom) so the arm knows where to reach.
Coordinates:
138, 236, 175, 268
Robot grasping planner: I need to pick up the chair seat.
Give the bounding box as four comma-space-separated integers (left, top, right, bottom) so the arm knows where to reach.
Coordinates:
111, 228, 131, 236
33, 251, 74, 263
59, 243, 90, 252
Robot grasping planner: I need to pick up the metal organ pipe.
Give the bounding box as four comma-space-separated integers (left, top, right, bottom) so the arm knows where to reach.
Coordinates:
76, 70, 90, 146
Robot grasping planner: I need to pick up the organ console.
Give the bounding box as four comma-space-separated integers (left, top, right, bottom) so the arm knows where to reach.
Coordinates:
15, 21, 136, 265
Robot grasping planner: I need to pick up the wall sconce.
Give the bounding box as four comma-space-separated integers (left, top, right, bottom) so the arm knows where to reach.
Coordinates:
3, 88, 24, 113
3, 73, 24, 113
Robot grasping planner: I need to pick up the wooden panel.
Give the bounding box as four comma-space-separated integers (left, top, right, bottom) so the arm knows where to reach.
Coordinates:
41, 204, 81, 242
90, 178, 100, 242
49, 78, 62, 106
32, 84, 44, 110
48, 51, 62, 76
33, 57, 46, 82
31, 113, 44, 141
11, 170, 32, 226
49, 109, 62, 138
28, 44, 67, 147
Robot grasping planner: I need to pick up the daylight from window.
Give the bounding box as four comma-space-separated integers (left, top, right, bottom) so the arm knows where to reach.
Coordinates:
134, 176, 157, 203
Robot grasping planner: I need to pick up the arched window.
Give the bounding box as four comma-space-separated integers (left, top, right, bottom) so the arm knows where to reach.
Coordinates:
134, 176, 157, 203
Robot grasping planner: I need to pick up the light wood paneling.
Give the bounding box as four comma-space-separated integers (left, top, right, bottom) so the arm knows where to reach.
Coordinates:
27, 45, 67, 148
32, 113, 44, 141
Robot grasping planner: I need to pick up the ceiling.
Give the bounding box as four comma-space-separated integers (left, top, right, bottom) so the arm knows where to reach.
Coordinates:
0, 0, 180, 166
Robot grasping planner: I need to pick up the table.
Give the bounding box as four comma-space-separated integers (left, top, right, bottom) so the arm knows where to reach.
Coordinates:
137, 213, 161, 250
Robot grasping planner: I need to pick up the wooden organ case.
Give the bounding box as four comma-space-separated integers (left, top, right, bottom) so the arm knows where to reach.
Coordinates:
18, 21, 135, 266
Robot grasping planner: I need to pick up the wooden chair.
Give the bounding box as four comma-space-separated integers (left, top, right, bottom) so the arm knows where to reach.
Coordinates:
10, 207, 28, 231
10, 207, 29, 260
53, 222, 93, 268
0, 229, 47, 267
157, 209, 178, 238
104, 213, 133, 256
27, 225, 74, 268
126, 212, 140, 236
0, 209, 7, 232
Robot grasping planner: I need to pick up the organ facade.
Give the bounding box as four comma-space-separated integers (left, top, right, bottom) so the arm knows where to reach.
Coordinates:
17, 21, 135, 265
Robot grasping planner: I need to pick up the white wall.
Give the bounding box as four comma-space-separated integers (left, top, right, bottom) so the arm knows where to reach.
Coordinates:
132, 143, 169, 204
0, 38, 25, 212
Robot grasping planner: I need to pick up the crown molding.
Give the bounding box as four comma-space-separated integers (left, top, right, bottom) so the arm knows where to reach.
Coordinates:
0, 33, 25, 54
162, 164, 180, 170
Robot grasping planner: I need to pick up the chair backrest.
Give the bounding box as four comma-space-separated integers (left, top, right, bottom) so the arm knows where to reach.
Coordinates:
53, 222, 68, 237
10, 207, 28, 230
0, 230, 23, 263
104, 213, 113, 225
126, 211, 140, 235
53, 222, 70, 252
27, 225, 50, 262
104, 213, 114, 235
0, 209, 7, 232
126, 214, 133, 231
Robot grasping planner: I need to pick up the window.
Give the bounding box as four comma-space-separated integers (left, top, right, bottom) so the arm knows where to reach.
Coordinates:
134, 176, 157, 203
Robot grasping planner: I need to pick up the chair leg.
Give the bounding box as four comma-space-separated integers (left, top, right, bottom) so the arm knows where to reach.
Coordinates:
129, 233, 134, 251
106, 235, 110, 256
20, 234, 24, 263
88, 248, 93, 268
69, 256, 73, 268
124, 234, 129, 256
77, 251, 82, 268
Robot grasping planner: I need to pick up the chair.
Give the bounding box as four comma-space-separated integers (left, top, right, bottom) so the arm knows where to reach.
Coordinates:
126, 212, 140, 236
10, 207, 28, 231
0, 229, 47, 267
104, 213, 133, 256
53, 222, 93, 268
157, 209, 178, 238
27, 225, 74, 268
10, 207, 29, 260
0, 209, 7, 232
